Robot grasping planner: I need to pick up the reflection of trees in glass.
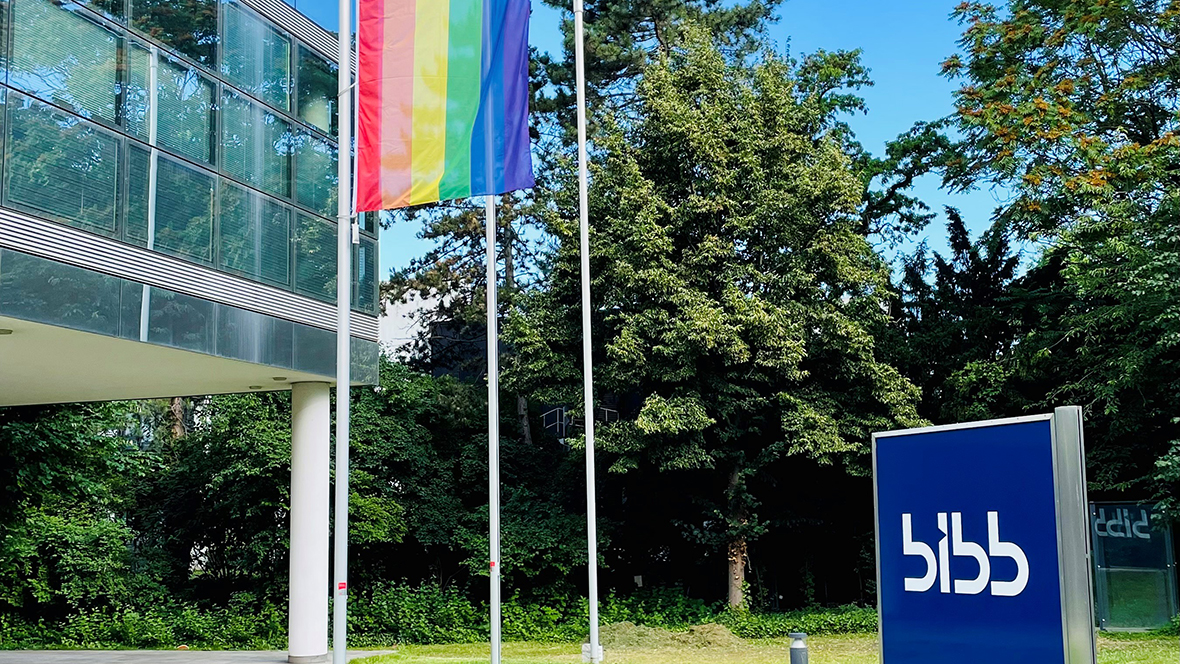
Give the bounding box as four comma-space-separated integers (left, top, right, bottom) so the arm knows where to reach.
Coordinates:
352, 238, 376, 314
0, 249, 135, 338
126, 146, 215, 263
293, 213, 336, 303
9, 0, 119, 122
294, 132, 337, 217
221, 90, 293, 198
130, 0, 217, 66
145, 288, 213, 351
219, 183, 291, 287
4, 94, 120, 235
297, 45, 336, 137
124, 44, 215, 164
221, 1, 290, 111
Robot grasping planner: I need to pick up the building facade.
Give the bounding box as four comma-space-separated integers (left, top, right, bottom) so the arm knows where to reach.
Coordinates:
0, 0, 373, 659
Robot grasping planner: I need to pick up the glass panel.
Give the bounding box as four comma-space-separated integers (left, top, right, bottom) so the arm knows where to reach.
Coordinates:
292, 322, 333, 376
361, 211, 378, 234
221, 90, 293, 197
0, 248, 135, 338
125, 43, 215, 164
126, 145, 216, 263
293, 212, 335, 303
10, 0, 119, 122
221, 0, 290, 110
130, 0, 217, 66
352, 236, 377, 314
1102, 569, 1174, 630
219, 182, 291, 287
0, 249, 379, 384
4, 93, 120, 235
294, 132, 336, 216
144, 286, 214, 352
296, 45, 336, 136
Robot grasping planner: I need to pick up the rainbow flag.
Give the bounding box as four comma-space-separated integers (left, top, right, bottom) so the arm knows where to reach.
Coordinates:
356, 0, 534, 211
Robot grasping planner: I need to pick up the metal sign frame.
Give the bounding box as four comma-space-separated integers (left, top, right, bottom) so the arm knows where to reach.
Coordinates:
872, 406, 1096, 664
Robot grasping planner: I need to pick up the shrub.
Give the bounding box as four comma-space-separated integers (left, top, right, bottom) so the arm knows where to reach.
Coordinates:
718, 605, 878, 639
0, 596, 286, 650
348, 582, 483, 646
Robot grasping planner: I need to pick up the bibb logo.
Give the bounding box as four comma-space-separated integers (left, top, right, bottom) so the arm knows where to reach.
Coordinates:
901, 511, 1029, 597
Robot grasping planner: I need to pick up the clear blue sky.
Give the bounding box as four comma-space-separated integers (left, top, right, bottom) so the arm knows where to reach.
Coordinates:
290, 0, 1008, 277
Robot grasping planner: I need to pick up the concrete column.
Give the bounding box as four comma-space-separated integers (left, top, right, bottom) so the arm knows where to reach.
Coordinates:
289, 382, 330, 664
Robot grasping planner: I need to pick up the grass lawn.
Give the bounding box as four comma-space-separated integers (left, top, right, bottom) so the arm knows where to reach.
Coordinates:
356, 634, 1179, 664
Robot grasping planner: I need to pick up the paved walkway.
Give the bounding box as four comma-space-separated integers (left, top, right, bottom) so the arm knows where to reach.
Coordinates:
0, 652, 394, 663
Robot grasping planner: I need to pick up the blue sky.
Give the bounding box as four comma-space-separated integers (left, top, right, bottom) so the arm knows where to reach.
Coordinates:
292, 0, 1010, 277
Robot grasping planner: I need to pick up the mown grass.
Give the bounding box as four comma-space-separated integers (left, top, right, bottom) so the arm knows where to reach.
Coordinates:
356, 633, 1179, 664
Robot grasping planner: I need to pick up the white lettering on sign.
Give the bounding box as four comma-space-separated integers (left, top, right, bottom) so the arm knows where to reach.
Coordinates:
1093, 508, 1150, 540
901, 511, 1029, 597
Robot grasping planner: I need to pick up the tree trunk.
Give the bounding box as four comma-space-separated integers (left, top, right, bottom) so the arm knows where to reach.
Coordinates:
727, 534, 747, 609
170, 397, 187, 439
518, 394, 533, 447
726, 466, 748, 609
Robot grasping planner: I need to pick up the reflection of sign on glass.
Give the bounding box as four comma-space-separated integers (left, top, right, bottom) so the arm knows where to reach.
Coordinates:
1094, 507, 1151, 540
1090, 502, 1178, 631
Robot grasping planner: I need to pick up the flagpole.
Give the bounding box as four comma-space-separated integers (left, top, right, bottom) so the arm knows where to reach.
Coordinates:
573, 1, 601, 662
332, 0, 353, 657
485, 194, 503, 664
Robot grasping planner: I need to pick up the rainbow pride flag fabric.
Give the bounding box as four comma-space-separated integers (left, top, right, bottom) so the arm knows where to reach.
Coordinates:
356, 0, 534, 210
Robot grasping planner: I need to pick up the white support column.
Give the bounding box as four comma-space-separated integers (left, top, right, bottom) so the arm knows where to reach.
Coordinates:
290, 382, 331, 664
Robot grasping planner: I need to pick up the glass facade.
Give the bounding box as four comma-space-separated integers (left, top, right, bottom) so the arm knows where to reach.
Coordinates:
0, 247, 380, 383
0, 0, 379, 315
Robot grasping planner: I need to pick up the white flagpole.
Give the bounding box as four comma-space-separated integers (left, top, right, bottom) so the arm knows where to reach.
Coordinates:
573, 1, 601, 662
486, 195, 502, 664
332, 0, 353, 657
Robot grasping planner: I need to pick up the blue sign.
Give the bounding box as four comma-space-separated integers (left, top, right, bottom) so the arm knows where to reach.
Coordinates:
874, 410, 1095, 664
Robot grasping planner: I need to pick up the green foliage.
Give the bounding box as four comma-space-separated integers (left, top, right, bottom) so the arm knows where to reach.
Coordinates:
0, 403, 154, 615
507, 28, 922, 605
348, 583, 484, 646
718, 606, 878, 638
942, 0, 1180, 508
0, 596, 285, 650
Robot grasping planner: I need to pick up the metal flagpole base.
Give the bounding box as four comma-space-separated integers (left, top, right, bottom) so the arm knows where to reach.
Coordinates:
289, 655, 329, 664
582, 644, 604, 662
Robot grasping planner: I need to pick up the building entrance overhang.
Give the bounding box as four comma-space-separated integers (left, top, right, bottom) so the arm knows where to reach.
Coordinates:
0, 315, 344, 406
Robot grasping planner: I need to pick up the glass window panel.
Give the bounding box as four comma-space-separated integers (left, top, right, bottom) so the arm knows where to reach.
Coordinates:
294, 132, 336, 216
126, 145, 216, 263
293, 212, 335, 303
130, 0, 218, 66
352, 236, 377, 314
125, 43, 215, 164
0, 248, 131, 338
4, 93, 120, 235
361, 211, 378, 234
221, 90, 293, 197
144, 286, 214, 352
221, 1, 291, 110
219, 182, 291, 287
10, 0, 119, 122
297, 45, 336, 136
77, 0, 122, 21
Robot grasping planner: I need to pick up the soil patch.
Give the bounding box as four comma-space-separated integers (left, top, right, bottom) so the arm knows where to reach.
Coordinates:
598, 622, 742, 649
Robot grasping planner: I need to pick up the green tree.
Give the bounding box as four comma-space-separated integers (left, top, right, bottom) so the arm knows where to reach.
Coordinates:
942, 0, 1180, 507
506, 32, 922, 608
0, 403, 151, 616
893, 210, 1025, 423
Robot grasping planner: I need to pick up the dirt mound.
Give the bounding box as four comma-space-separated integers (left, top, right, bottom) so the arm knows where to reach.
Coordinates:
598, 621, 742, 649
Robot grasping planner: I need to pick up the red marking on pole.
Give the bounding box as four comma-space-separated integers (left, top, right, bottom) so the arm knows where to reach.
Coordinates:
490, 561, 496, 568
339, 582, 348, 590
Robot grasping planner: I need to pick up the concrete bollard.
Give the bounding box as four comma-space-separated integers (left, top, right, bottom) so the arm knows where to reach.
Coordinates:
788, 632, 808, 664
